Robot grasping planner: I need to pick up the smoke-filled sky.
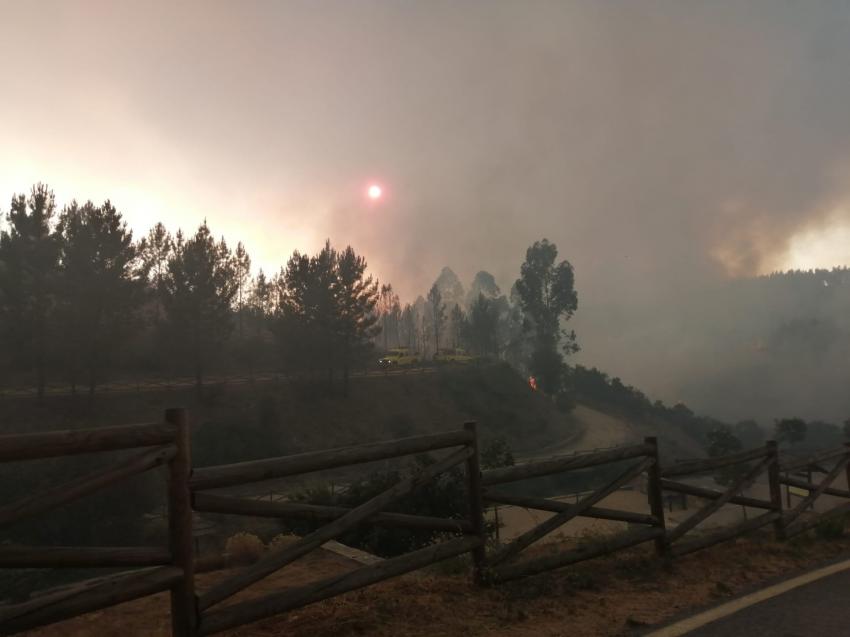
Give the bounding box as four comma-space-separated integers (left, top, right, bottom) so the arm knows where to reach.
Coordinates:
3, 1, 850, 408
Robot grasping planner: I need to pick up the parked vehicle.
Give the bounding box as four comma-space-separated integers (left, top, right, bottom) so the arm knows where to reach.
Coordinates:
378, 348, 421, 369
433, 348, 476, 364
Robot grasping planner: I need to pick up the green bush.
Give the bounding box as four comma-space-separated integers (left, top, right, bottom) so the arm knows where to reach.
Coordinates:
814, 514, 847, 539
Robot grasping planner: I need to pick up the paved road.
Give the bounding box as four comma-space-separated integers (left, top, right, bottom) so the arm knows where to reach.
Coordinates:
681, 567, 850, 636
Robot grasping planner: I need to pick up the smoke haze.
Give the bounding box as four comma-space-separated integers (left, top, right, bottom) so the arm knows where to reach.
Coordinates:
3, 1, 850, 420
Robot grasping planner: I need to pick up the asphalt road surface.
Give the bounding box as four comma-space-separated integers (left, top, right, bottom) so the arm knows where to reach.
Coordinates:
680, 567, 850, 636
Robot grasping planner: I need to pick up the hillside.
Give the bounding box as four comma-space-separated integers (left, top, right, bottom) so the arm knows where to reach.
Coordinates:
0, 363, 703, 467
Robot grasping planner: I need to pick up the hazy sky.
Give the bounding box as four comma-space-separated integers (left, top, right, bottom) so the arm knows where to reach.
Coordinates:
3, 1, 850, 309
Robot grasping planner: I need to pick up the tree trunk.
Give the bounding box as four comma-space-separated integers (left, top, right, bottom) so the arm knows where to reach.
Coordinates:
194, 325, 203, 393
342, 339, 350, 398
35, 317, 46, 404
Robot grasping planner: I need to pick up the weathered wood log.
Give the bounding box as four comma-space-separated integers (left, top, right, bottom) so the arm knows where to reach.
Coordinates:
0, 422, 176, 462
0, 566, 182, 634
670, 510, 781, 557
783, 501, 850, 539
766, 441, 785, 540
845, 442, 850, 500
191, 429, 473, 490
480, 443, 654, 487
645, 437, 669, 559
659, 479, 776, 510
193, 492, 472, 533
0, 444, 176, 530
783, 454, 850, 528
660, 446, 770, 478
166, 408, 196, 637
0, 545, 170, 569
779, 446, 849, 472
666, 456, 772, 544
486, 456, 654, 567
463, 422, 487, 584
198, 445, 473, 611
482, 490, 659, 526
197, 535, 482, 636
778, 475, 850, 499
489, 526, 663, 583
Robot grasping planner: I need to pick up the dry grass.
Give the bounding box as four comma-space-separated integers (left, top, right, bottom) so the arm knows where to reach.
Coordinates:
22, 531, 850, 637
224, 533, 266, 566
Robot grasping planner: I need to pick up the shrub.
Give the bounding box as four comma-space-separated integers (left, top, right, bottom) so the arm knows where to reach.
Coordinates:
268, 532, 299, 552
225, 532, 265, 565
815, 514, 847, 539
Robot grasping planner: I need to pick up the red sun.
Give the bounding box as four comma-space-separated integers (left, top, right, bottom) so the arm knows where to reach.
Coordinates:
367, 184, 382, 200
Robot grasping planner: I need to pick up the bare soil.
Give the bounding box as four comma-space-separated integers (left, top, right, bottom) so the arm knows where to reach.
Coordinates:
23, 532, 850, 636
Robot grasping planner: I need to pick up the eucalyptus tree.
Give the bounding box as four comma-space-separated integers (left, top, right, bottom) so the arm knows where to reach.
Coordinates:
427, 283, 446, 354
514, 239, 578, 394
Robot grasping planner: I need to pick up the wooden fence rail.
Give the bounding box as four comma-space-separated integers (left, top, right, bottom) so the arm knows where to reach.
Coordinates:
777, 443, 850, 539
659, 443, 782, 557
190, 421, 486, 635
4, 413, 850, 636
0, 410, 192, 637
479, 436, 666, 583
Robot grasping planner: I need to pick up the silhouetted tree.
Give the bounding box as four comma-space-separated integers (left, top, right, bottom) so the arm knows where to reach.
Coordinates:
465, 294, 500, 356
466, 270, 500, 307
377, 284, 399, 350
162, 222, 237, 389
275, 240, 380, 395
137, 222, 174, 327
335, 246, 380, 395
449, 304, 465, 349
433, 266, 465, 310
233, 241, 251, 339
427, 283, 446, 354
705, 425, 744, 486
400, 303, 416, 350
56, 200, 141, 400
774, 417, 807, 446
514, 239, 578, 393
0, 184, 59, 400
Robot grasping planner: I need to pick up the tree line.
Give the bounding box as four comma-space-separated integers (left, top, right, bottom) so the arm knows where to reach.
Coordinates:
374, 239, 580, 397
0, 184, 582, 402
0, 184, 380, 400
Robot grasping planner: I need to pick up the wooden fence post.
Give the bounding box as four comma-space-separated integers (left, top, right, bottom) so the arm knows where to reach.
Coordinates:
644, 437, 669, 562
463, 421, 487, 585
166, 408, 197, 636
766, 440, 785, 540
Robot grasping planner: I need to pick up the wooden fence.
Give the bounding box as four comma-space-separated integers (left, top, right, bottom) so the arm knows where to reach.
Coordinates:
479, 437, 666, 582
188, 421, 485, 635
0, 409, 193, 635
778, 444, 850, 539
3, 412, 850, 635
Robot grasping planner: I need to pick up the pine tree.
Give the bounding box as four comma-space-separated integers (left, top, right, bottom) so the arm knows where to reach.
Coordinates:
137, 222, 174, 328
0, 184, 59, 401
335, 246, 380, 395
56, 200, 141, 400
163, 222, 237, 389
233, 241, 251, 340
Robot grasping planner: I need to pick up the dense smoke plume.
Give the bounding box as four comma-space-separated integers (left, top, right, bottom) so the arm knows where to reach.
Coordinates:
3, 1, 850, 420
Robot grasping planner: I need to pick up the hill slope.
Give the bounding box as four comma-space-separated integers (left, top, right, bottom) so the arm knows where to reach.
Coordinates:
0, 363, 704, 466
